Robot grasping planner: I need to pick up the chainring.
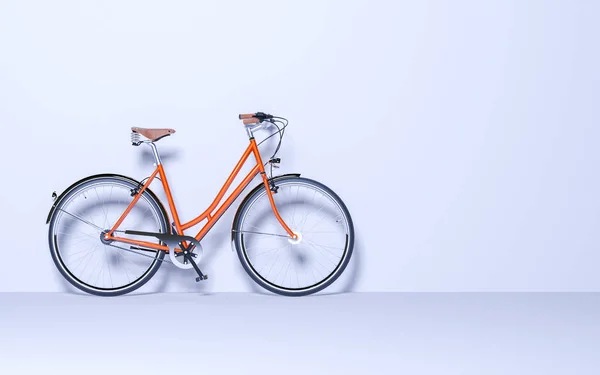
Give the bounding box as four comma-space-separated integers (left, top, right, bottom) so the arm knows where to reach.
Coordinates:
169, 243, 204, 269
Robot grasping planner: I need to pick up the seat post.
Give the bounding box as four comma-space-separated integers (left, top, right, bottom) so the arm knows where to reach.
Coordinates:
147, 142, 162, 165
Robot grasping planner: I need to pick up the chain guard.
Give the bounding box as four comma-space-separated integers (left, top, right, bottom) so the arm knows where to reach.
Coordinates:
124, 229, 204, 269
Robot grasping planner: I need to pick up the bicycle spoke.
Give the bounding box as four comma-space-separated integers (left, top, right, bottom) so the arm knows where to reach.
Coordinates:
115, 248, 144, 281
67, 246, 96, 266
80, 190, 102, 230
103, 246, 114, 288
290, 185, 300, 226
312, 254, 333, 272
58, 231, 98, 241
64, 236, 98, 249
279, 260, 292, 286
296, 189, 320, 230
306, 242, 340, 267
107, 186, 114, 224
264, 248, 284, 279
77, 244, 100, 275
57, 209, 105, 232
94, 187, 109, 229
66, 245, 96, 258
233, 230, 289, 238
94, 257, 105, 287
304, 238, 345, 255
248, 246, 284, 258
68, 246, 96, 271
304, 213, 345, 234
294, 258, 300, 288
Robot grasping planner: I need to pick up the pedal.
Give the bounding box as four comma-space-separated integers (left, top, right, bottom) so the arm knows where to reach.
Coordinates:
184, 249, 208, 282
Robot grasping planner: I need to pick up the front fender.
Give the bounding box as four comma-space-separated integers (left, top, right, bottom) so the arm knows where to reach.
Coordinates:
247, 173, 301, 200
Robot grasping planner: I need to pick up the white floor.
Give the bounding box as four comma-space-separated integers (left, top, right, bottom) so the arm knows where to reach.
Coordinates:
0, 292, 599, 374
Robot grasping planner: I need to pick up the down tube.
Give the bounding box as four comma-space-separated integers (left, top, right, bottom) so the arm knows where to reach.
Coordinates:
181, 143, 255, 230
194, 164, 261, 241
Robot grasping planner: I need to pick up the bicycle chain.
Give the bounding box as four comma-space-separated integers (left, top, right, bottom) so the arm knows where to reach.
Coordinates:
106, 243, 181, 267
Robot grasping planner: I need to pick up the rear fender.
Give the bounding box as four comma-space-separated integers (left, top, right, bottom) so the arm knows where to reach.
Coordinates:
46, 173, 167, 224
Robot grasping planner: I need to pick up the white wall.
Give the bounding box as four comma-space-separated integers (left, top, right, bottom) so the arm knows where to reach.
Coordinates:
1, 0, 599, 292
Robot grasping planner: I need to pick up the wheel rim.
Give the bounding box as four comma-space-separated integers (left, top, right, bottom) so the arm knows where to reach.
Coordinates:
50, 179, 166, 292
238, 180, 351, 292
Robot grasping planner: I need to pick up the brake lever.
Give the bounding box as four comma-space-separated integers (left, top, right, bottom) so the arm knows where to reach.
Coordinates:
254, 112, 274, 121
269, 157, 281, 168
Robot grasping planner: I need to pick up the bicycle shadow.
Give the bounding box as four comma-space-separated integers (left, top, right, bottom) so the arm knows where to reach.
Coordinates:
137, 146, 181, 166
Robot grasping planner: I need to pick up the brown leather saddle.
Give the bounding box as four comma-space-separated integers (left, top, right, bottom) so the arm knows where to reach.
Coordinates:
131, 127, 175, 142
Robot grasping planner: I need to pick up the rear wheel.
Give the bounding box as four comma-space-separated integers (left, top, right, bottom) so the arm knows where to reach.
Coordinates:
47, 175, 170, 296
232, 176, 354, 296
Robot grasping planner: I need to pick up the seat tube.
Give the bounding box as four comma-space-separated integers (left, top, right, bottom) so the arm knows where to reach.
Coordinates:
145, 141, 183, 231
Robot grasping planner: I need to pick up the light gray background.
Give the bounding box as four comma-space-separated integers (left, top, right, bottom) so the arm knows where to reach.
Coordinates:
0, 0, 598, 292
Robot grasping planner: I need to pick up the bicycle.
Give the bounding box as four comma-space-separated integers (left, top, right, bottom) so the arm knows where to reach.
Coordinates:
46, 112, 355, 296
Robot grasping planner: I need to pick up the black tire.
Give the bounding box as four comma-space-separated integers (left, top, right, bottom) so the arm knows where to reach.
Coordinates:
47, 174, 170, 296
232, 176, 354, 296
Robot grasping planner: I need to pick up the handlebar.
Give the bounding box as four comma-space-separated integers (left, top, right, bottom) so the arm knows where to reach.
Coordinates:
238, 112, 273, 122
243, 118, 260, 125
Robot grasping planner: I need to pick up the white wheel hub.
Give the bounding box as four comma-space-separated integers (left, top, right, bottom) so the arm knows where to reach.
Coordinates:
288, 231, 303, 245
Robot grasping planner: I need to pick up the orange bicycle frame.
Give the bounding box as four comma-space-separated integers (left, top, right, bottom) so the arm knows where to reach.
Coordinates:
105, 137, 296, 253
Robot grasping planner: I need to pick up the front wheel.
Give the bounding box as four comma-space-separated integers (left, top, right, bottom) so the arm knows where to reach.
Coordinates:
232, 176, 354, 296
